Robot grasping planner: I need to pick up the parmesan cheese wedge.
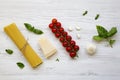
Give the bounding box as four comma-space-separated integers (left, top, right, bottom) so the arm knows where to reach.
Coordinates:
39, 37, 57, 58
4, 23, 43, 68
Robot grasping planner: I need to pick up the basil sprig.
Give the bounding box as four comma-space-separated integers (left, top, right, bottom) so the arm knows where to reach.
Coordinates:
24, 23, 43, 35
83, 11, 88, 16
93, 25, 117, 47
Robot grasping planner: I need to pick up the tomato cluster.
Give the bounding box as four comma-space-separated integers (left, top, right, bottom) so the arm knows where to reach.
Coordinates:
49, 18, 80, 58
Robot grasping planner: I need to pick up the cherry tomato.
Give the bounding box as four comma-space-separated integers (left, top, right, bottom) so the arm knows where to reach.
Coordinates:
66, 35, 72, 41
62, 41, 69, 47
55, 33, 61, 38
59, 27, 64, 33
52, 28, 57, 33
49, 23, 54, 29
52, 18, 57, 24
74, 45, 79, 52
56, 22, 61, 28
66, 46, 72, 52
62, 31, 68, 37
70, 40, 76, 46
59, 37, 65, 42
69, 52, 76, 58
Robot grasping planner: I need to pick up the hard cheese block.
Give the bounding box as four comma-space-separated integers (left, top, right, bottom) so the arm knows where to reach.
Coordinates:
4, 23, 43, 68
39, 37, 57, 58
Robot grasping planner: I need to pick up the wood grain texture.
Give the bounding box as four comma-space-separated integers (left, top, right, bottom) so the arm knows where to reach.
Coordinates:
0, 0, 120, 80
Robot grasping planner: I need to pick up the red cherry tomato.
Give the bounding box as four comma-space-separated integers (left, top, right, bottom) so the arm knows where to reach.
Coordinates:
59, 37, 65, 42
49, 23, 54, 29
66, 35, 72, 41
55, 33, 61, 38
69, 52, 76, 58
74, 45, 79, 52
62, 41, 69, 47
62, 31, 68, 37
56, 22, 61, 28
70, 40, 76, 46
66, 46, 72, 52
52, 28, 57, 33
59, 27, 64, 33
52, 18, 57, 24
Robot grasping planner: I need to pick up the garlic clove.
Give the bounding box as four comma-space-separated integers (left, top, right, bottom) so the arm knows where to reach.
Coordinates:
77, 34, 80, 39
76, 26, 81, 31
68, 27, 73, 31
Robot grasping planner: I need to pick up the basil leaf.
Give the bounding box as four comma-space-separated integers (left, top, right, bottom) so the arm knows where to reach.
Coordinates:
24, 23, 34, 31
94, 25, 117, 48
5, 49, 13, 55
107, 27, 117, 37
83, 11, 88, 16
24, 23, 43, 35
93, 35, 103, 41
33, 29, 43, 34
17, 62, 25, 69
56, 58, 59, 62
96, 25, 108, 38
95, 14, 100, 20
109, 39, 116, 48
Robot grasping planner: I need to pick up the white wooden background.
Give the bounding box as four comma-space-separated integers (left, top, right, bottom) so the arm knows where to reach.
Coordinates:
0, 0, 120, 80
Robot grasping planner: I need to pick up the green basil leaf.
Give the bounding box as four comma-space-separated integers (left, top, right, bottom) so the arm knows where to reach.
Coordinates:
5, 49, 13, 55
96, 25, 108, 38
93, 35, 103, 41
107, 27, 117, 37
17, 62, 25, 69
56, 58, 59, 62
109, 39, 116, 48
83, 11, 88, 16
33, 29, 43, 34
95, 14, 100, 20
24, 23, 43, 35
24, 23, 34, 31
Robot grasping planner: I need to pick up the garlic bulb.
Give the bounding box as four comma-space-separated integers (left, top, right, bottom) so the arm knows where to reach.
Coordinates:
86, 43, 96, 55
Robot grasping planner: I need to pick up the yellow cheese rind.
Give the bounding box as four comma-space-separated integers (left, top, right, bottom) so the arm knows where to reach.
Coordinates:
39, 37, 57, 58
4, 23, 43, 68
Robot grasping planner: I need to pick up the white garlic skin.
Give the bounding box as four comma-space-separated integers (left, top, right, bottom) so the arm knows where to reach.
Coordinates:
86, 43, 96, 55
